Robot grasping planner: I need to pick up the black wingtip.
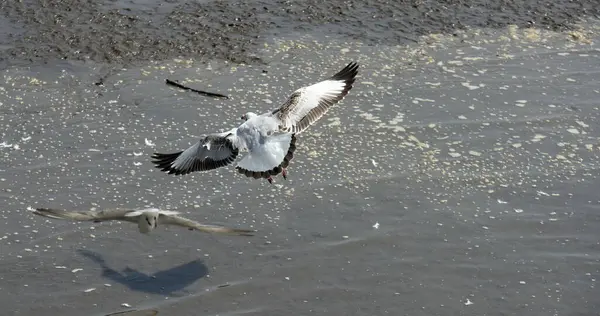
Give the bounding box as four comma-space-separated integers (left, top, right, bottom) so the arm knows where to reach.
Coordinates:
151, 148, 239, 176
324, 61, 359, 105
331, 61, 359, 83
151, 151, 190, 176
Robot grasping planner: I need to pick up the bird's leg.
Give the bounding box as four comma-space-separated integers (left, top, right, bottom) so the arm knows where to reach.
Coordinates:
282, 168, 288, 180
267, 175, 274, 184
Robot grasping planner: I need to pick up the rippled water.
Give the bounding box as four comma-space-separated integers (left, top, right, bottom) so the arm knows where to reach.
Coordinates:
1, 15, 599, 316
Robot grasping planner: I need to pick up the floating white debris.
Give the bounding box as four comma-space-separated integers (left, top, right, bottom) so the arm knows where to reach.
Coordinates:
468, 150, 481, 157
461, 82, 481, 90
514, 209, 524, 213
284, 277, 290, 281
537, 191, 550, 196
327, 117, 341, 127
372, 222, 380, 229
88, 148, 101, 152
515, 100, 527, 107
144, 138, 155, 147
104, 284, 112, 287
532, 134, 546, 142
497, 199, 508, 204
464, 298, 474, 306
0, 142, 12, 148
511, 143, 522, 148
21, 136, 31, 142
72, 268, 83, 273
55, 266, 67, 269
519, 281, 526, 285
449, 152, 461, 158
133, 152, 143, 156
567, 128, 580, 134
84, 288, 96, 293
133, 162, 142, 166
576, 121, 589, 128
457, 115, 467, 120
413, 97, 435, 103
408, 135, 429, 148
342, 236, 349, 239
121, 303, 131, 308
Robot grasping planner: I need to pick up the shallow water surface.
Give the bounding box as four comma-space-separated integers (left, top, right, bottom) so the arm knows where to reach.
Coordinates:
1, 16, 600, 316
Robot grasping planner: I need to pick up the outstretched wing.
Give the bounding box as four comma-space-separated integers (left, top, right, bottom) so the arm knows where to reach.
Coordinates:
273, 62, 359, 134
151, 131, 239, 176
33, 208, 137, 223
160, 214, 256, 236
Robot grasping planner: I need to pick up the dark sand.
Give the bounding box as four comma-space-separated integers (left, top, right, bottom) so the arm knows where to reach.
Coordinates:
0, 0, 599, 68
1, 1, 600, 316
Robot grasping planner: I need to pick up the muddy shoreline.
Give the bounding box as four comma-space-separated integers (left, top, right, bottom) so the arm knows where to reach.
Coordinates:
0, 0, 598, 69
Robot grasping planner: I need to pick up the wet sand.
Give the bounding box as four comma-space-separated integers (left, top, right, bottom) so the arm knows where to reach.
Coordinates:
1, 1, 600, 316
0, 0, 599, 68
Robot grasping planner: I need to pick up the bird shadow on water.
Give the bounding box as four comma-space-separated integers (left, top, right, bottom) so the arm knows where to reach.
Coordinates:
77, 249, 208, 297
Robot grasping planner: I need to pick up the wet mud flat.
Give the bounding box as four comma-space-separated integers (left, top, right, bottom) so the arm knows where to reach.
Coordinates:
1, 1, 600, 316
0, 0, 599, 69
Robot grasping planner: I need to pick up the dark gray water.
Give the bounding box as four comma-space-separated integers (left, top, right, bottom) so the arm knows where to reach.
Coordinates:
1, 1, 600, 316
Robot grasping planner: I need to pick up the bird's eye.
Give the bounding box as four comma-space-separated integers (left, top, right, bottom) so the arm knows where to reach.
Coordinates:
241, 115, 247, 120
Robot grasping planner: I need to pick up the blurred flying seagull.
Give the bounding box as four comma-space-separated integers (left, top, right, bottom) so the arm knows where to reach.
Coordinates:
33, 207, 255, 236
151, 61, 359, 183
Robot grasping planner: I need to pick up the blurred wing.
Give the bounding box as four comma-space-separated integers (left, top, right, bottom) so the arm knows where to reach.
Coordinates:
157, 210, 180, 216
151, 132, 239, 176
33, 208, 135, 222
273, 62, 359, 134
161, 215, 256, 236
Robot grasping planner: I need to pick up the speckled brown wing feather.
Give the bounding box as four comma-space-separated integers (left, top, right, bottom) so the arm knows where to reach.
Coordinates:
274, 62, 359, 134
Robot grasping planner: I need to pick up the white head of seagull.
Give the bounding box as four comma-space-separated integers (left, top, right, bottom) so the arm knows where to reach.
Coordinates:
124, 208, 166, 233
241, 111, 258, 121
151, 61, 359, 184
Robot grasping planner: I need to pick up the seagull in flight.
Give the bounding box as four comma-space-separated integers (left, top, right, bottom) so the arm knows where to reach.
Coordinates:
33, 207, 255, 236
151, 61, 359, 184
